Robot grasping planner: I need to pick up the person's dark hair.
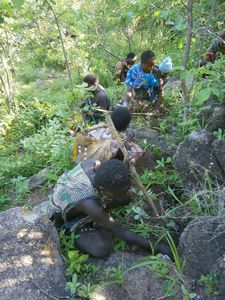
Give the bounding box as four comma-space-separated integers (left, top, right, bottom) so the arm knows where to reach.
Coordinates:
94, 160, 131, 192
84, 74, 98, 86
141, 50, 156, 63
127, 52, 136, 60
111, 107, 131, 132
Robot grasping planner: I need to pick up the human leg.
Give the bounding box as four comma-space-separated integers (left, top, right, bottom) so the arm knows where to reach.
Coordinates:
76, 226, 114, 258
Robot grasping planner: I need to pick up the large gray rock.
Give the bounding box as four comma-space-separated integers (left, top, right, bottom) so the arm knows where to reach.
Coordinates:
212, 139, 225, 173
174, 130, 225, 189
179, 216, 225, 279
28, 168, 50, 190
123, 267, 165, 300
133, 128, 174, 155
198, 100, 225, 132
0, 203, 69, 300
91, 284, 129, 300
91, 252, 184, 300
212, 257, 225, 298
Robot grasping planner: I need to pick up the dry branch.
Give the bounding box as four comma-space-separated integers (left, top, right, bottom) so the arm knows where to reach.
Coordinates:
105, 112, 159, 217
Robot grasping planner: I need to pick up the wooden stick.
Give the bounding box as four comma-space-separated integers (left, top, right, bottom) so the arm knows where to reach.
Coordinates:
105, 112, 159, 217
95, 108, 154, 116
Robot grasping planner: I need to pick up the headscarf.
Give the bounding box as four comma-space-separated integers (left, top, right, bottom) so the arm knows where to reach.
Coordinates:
159, 57, 173, 74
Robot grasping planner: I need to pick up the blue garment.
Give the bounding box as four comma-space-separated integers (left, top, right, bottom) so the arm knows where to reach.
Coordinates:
143, 73, 159, 89
125, 63, 159, 90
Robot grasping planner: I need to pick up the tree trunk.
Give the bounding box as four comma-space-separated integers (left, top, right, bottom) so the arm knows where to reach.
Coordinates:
0, 75, 12, 113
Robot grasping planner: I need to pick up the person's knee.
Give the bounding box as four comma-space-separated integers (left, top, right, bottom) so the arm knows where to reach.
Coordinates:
76, 228, 114, 258
88, 240, 113, 258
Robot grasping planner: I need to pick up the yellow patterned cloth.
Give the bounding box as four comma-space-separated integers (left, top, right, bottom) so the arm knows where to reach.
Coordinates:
75, 122, 144, 162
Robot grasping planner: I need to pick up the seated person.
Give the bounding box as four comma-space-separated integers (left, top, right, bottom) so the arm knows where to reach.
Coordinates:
81, 74, 111, 124
48, 159, 170, 258
205, 31, 225, 63
196, 31, 225, 67
114, 52, 137, 83
124, 50, 162, 112
74, 107, 144, 164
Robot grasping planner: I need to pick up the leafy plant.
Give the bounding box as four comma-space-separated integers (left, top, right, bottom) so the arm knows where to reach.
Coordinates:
66, 273, 81, 296
213, 128, 225, 140
59, 230, 98, 297
67, 250, 89, 275
182, 285, 197, 300
200, 271, 220, 296
156, 157, 173, 169
194, 58, 225, 105
0, 195, 13, 211
166, 232, 183, 274
132, 206, 150, 221
10, 176, 30, 201
114, 237, 127, 251
106, 264, 125, 284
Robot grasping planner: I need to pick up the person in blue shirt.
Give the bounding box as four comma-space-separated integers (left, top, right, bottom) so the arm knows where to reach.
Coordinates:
124, 50, 162, 111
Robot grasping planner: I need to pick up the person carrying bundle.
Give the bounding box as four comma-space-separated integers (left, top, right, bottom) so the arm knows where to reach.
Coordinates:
114, 52, 137, 83
205, 31, 225, 63
73, 107, 144, 165
195, 31, 225, 67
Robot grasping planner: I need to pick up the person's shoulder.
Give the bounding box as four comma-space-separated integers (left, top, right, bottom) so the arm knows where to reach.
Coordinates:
115, 59, 126, 67
134, 63, 141, 69
97, 88, 108, 98
129, 63, 140, 73
96, 85, 107, 95
115, 60, 123, 67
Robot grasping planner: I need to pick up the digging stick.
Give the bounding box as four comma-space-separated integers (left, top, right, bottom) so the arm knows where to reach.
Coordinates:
105, 112, 159, 217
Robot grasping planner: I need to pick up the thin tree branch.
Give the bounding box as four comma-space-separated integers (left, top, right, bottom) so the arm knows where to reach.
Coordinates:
0, 75, 12, 113
43, 0, 74, 97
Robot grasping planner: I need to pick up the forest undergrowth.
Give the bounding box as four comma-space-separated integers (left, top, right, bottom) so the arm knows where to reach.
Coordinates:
1, 0, 225, 298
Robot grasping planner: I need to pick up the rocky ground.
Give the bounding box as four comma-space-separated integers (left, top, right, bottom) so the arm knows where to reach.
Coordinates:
1, 97, 225, 299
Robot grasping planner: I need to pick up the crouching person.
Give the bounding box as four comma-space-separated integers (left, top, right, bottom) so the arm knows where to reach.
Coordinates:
48, 159, 170, 258
74, 107, 144, 165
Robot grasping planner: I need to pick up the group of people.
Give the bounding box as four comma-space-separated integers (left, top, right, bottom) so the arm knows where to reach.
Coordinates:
49, 50, 173, 259
48, 33, 224, 259
80, 49, 173, 124
48, 106, 167, 258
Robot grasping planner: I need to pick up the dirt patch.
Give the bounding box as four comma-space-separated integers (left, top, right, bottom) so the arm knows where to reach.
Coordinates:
135, 151, 157, 173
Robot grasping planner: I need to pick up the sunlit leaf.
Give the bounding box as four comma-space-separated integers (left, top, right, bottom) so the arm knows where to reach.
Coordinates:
196, 88, 212, 104
153, 9, 161, 17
